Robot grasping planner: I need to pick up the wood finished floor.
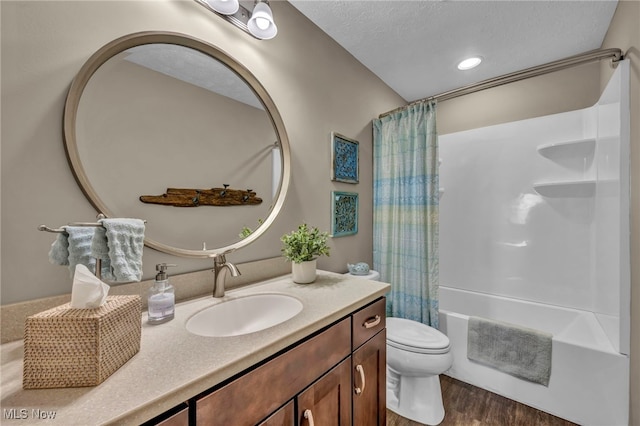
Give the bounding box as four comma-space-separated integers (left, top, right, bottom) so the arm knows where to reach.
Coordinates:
386, 375, 578, 426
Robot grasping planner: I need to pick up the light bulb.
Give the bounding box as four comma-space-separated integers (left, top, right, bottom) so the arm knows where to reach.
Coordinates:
204, 0, 239, 15
256, 17, 270, 30
457, 57, 482, 70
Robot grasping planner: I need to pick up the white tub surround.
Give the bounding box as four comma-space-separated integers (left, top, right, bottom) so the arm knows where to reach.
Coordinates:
0, 271, 390, 425
439, 61, 630, 426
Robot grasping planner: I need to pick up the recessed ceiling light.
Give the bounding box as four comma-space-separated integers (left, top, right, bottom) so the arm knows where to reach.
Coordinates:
457, 56, 482, 70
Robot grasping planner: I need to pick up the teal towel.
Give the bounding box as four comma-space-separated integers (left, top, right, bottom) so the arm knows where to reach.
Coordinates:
100, 218, 145, 282
467, 316, 552, 386
48, 233, 70, 266
90, 226, 115, 281
48, 226, 96, 278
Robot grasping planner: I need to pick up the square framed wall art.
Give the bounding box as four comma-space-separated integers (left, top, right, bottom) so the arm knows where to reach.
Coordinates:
331, 191, 358, 237
331, 132, 359, 184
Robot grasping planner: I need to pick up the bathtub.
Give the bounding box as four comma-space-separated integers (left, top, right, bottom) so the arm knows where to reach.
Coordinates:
438, 286, 629, 426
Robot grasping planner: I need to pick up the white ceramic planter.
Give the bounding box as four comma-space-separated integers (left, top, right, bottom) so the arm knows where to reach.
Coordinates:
291, 259, 317, 284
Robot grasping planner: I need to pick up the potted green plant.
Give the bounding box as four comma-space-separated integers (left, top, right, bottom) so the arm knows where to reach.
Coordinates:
281, 223, 330, 283
239, 219, 264, 239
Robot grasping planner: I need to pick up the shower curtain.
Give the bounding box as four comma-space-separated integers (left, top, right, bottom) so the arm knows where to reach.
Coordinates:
372, 102, 439, 327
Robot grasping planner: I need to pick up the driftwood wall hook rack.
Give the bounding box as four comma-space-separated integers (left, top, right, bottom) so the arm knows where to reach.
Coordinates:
140, 187, 262, 207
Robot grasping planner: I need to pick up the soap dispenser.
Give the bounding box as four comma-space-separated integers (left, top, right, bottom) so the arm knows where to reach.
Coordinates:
148, 263, 176, 325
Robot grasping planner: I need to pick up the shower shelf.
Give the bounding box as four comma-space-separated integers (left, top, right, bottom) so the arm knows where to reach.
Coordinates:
537, 138, 596, 159
533, 180, 596, 197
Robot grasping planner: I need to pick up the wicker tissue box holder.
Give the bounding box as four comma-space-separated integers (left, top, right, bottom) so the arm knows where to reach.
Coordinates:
23, 295, 142, 389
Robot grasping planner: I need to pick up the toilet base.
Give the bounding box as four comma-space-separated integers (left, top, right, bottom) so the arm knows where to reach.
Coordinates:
387, 368, 445, 425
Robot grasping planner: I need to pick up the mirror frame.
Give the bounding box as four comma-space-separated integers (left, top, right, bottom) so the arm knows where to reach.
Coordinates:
63, 31, 290, 258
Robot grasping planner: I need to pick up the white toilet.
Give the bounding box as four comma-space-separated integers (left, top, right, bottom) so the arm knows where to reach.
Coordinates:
345, 270, 453, 425
386, 317, 453, 425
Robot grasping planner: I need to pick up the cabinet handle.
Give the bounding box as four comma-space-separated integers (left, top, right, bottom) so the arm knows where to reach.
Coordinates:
354, 364, 366, 395
304, 409, 315, 426
363, 315, 381, 329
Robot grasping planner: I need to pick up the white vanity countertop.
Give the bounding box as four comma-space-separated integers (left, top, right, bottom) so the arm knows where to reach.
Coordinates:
0, 271, 390, 425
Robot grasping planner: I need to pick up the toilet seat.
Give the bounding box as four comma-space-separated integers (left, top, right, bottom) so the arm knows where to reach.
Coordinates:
387, 317, 450, 354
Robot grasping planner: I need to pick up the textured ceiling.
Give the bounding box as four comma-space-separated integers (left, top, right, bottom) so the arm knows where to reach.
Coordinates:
288, 0, 619, 102
125, 44, 264, 110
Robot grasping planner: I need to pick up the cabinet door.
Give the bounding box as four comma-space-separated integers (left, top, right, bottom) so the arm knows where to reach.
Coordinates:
353, 330, 386, 426
297, 358, 352, 426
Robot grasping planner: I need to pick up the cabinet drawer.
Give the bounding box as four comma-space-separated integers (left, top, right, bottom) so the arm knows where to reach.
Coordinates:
155, 407, 189, 426
259, 401, 294, 426
196, 318, 351, 426
142, 403, 189, 426
352, 298, 385, 350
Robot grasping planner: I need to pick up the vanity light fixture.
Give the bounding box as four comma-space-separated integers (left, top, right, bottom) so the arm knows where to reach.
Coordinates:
195, 0, 278, 40
204, 0, 239, 15
247, 0, 278, 40
457, 56, 483, 70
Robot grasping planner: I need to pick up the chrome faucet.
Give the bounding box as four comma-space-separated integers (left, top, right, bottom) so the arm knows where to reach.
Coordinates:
212, 254, 240, 297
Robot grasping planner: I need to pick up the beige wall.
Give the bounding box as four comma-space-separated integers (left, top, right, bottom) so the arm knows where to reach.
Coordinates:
0, 0, 405, 304
437, 61, 602, 134
601, 1, 640, 424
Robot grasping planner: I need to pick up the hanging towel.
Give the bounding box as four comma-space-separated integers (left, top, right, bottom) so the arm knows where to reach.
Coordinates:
90, 225, 115, 282
99, 218, 145, 282
48, 232, 70, 266
48, 226, 95, 278
467, 316, 552, 386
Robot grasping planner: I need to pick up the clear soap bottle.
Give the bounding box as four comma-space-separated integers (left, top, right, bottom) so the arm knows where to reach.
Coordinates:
148, 263, 176, 325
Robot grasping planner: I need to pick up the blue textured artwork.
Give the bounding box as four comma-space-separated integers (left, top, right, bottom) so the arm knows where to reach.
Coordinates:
331, 133, 359, 183
331, 191, 358, 237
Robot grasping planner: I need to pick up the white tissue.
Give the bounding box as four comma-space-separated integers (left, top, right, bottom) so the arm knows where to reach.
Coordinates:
70, 264, 110, 309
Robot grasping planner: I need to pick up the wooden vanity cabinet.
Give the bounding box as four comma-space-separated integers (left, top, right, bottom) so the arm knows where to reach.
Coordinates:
195, 318, 351, 425
146, 297, 386, 426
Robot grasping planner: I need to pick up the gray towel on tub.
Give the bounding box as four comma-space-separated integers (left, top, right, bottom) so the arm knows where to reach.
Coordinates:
467, 316, 552, 386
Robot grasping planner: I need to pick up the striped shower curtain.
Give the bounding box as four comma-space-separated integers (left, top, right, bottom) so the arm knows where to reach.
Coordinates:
372, 102, 439, 327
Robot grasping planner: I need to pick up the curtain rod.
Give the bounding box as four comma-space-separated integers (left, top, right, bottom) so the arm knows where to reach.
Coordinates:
379, 47, 623, 119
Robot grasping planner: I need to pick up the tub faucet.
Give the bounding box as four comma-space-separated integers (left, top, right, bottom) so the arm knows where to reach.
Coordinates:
212, 254, 240, 298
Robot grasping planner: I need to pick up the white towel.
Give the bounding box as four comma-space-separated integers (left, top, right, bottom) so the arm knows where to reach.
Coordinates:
99, 218, 145, 282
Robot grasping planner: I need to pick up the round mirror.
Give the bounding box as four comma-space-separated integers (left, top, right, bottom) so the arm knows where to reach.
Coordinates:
63, 32, 290, 258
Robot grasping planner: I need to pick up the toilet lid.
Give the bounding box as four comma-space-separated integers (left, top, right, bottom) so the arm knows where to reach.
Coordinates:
387, 317, 450, 353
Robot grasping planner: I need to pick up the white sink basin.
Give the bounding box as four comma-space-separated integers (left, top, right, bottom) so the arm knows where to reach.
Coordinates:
186, 293, 303, 337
